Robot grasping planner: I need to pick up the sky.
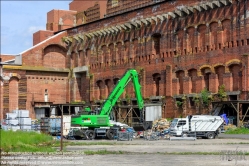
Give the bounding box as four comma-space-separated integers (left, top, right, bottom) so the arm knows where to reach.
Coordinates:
1, 0, 71, 55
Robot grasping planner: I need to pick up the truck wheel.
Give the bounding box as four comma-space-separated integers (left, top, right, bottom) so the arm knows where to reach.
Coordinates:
206, 132, 215, 139
86, 130, 95, 140
106, 130, 115, 140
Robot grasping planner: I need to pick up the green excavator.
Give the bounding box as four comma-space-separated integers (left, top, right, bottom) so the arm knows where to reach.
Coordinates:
69, 69, 148, 140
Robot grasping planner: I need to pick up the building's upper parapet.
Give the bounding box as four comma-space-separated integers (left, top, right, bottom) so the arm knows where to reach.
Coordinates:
106, 0, 165, 17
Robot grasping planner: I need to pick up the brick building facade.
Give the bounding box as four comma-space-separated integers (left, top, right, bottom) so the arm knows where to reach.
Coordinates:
1, 0, 249, 122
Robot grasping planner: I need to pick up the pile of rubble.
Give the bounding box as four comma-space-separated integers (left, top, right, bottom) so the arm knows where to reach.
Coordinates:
152, 118, 170, 132
134, 118, 171, 139
224, 124, 237, 131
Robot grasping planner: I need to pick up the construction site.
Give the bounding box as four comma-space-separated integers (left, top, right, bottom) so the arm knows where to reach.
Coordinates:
1, 0, 249, 165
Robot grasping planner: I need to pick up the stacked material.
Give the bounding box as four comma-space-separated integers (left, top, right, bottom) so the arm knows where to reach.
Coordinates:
40, 116, 71, 136
2, 110, 31, 131
152, 118, 170, 132
14, 110, 31, 130
4, 113, 20, 131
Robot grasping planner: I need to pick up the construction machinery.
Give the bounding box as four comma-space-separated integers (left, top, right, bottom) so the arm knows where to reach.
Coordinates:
70, 69, 145, 140
169, 115, 225, 139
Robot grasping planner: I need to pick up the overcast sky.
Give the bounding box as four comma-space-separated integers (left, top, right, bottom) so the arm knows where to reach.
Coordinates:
1, 0, 71, 55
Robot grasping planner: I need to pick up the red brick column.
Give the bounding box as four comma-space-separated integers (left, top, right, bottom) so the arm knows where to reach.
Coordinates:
195, 76, 205, 93
223, 73, 233, 92
165, 65, 172, 97
209, 73, 218, 93
183, 77, 191, 94
172, 78, 179, 95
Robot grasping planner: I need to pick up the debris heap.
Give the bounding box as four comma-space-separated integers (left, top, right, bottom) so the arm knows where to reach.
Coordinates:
152, 118, 170, 132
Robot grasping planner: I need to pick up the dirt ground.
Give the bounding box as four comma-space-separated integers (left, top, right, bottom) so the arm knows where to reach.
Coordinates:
1, 136, 249, 166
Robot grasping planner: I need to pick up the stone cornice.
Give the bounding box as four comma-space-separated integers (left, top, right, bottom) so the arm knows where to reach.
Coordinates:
3, 65, 70, 73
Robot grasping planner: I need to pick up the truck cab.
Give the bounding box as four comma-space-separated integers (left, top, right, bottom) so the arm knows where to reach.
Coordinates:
170, 118, 188, 136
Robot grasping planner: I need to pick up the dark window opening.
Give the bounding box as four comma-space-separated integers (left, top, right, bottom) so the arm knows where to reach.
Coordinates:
45, 108, 50, 117
131, 99, 137, 105
229, 95, 237, 101
189, 97, 195, 107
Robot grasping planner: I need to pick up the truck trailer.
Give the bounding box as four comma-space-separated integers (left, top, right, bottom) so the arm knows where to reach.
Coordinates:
169, 115, 224, 139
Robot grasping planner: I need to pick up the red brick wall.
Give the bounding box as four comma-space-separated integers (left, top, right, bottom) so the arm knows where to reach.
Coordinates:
33, 30, 53, 46
69, 1, 99, 12
2, 0, 249, 120
22, 31, 67, 66
69, 0, 107, 20
26, 72, 68, 118
0, 55, 15, 62
46, 10, 77, 31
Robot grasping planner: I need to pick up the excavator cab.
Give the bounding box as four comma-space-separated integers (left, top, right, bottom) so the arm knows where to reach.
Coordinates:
77, 107, 94, 115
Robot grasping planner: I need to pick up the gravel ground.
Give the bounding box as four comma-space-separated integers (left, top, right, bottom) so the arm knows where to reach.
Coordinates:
2, 137, 249, 166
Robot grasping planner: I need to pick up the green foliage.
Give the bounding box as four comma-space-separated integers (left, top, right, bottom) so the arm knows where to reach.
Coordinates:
225, 127, 249, 134
218, 84, 227, 100
193, 94, 200, 104
166, 118, 173, 122
116, 98, 121, 103
181, 95, 186, 100
125, 94, 131, 100
89, 73, 94, 79
201, 88, 210, 107
176, 100, 183, 107
1, 130, 56, 152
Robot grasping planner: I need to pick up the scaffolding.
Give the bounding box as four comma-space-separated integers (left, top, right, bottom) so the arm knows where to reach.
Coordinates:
112, 103, 163, 130
211, 100, 249, 126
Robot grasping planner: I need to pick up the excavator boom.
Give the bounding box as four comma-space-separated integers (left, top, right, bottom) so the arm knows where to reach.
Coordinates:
100, 69, 143, 115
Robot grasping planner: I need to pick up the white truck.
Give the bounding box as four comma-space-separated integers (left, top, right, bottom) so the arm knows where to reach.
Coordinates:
169, 115, 224, 139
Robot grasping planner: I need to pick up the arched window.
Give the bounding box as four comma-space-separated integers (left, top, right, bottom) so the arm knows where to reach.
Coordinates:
214, 66, 225, 87
152, 33, 161, 55
96, 80, 104, 100
188, 69, 197, 93
176, 70, 185, 94
229, 64, 242, 91
201, 68, 212, 91
152, 73, 161, 96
